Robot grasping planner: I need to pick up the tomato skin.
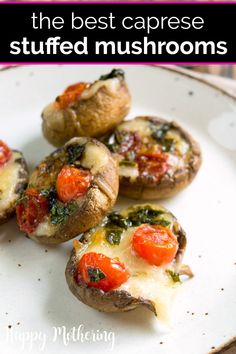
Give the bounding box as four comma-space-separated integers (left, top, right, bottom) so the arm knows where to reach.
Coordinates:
132, 224, 178, 266
56, 82, 89, 109
77, 252, 129, 292
118, 132, 142, 155
0, 140, 12, 167
16, 188, 49, 234
137, 152, 168, 181
56, 165, 92, 203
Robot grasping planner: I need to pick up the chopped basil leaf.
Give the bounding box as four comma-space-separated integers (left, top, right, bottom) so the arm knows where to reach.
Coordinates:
127, 207, 164, 226
151, 123, 175, 152
161, 138, 175, 152
50, 200, 77, 225
103, 132, 119, 153
151, 123, 170, 140
40, 189, 50, 197
119, 160, 137, 167
104, 207, 170, 243
40, 187, 57, 209
166, 270, 181, 283
105, 228, 123, 245
17, 193, 27, 205
104, 212, 131, 245
106, 212, 132, 229
99, 69, 124, 81
87, 267, 106, 282
151, 219, 171, 227
104, 130, 135, 155
66, 145, 85, 164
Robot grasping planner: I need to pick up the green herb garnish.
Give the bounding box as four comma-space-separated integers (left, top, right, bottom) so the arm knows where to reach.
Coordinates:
103, 131, 134, 154
161, 138, 175, 152
166, 270, 181, 283
119, 160, 137, 167
103, 132, 118, 153
99, 69, 124, 81
151, 123, 170, 140
104, 207, 171, 246
104, 212, 131, 245
40, 187, 57, 209
105, 228, 123, 245
151, 123, 175, 152
153, 219, 171, 227
127, 207, 164, 226
103, 131, 123, 153
87, 267, 106, 282
66, 145, 85, 164
50, 200, 77, 225
40, 189, 51, 197
106, 212, 132, 229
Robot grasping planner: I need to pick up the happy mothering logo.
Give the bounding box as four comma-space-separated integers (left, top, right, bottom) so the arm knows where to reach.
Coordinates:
5, 325, 115, 351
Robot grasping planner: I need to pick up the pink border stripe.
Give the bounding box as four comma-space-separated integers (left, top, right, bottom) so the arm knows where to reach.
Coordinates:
1, 1, 236, 4
0, 62, 235, 65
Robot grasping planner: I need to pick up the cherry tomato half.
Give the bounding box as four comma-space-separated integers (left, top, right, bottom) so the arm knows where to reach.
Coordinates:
77, 252, 129, 292
16, 188, 49, 234
56, 82, 89, 109
137, 152, 168, 181
132, 224, 178, 266
0, 140, 12, 167
56, 165, 92, 203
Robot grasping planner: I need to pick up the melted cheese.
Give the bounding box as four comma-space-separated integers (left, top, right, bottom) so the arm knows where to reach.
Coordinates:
34, 217, 57, 237
0, 152, 22, 212
81, 78, 120, 100
118, 118, 151, 137
116, 118, 191, 179
166, 154, 185, 176
166, 130, 189, 155
81, 142, 109, 174
119, 164, 139, 180
76, 218, 179, 322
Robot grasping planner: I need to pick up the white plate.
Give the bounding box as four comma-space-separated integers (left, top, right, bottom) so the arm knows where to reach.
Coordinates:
0, 65, 236, 354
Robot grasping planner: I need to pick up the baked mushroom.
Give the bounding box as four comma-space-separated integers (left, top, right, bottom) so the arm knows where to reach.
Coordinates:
16, 137, 119, 244
102, 116, 202, 199
0, 140, 28, 225
42, 69, 131, 147
66, 204, 192, 319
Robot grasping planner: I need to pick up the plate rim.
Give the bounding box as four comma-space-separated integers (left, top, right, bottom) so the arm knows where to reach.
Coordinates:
1, 64, 236, 102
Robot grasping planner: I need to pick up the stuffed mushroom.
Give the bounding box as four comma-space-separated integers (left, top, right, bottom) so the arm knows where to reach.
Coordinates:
42, 69, 131, 147
102, 116, 202, 199
16, 137, 119, 244
0, 140, 28, 225
66, 204, 192, 319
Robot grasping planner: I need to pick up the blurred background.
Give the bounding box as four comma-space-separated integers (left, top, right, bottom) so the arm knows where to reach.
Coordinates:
186, 65, 236, 79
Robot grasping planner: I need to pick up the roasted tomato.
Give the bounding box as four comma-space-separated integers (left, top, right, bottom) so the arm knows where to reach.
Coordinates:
16, 188, 49, 234
132, 224, 178, 266
77, 252, 129, 292
137, 152, 168, 181
0, 140, 12, 167
56, 82, 89, 109
56, 165, 92, 203
118, 131, 142, 155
